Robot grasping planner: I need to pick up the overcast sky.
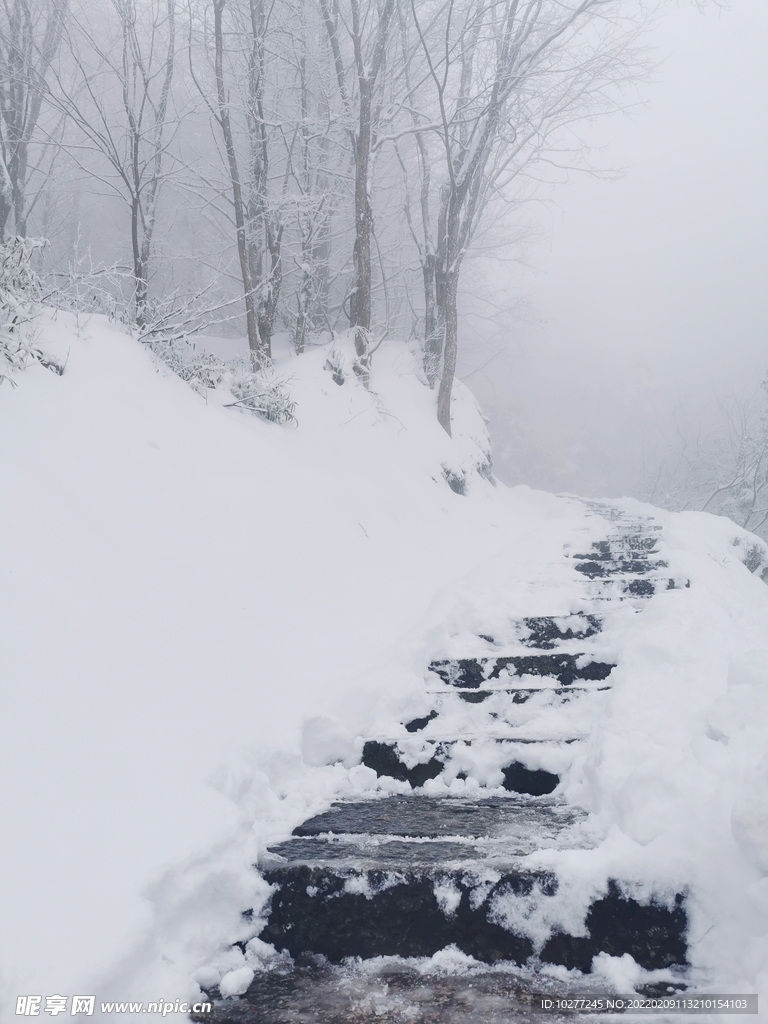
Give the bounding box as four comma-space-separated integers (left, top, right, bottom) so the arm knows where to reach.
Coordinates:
462, 0, 768, 496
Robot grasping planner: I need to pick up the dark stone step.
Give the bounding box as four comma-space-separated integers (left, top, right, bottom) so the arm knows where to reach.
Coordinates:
429, 654, 615, 688
291, 795, 584, 842
453, 685, 610, 704
516, 614, 602, 649
404, 710, 438, 733
428, 658, 486, 687
362, 740, 445, 787
619, 577, 688, 596
622, 535, 661, 552
573, 538, 660, 561
194, 962, 594, 1024
260, 863, 546, 963
459, 689, 499, 703
540, 882, 688, 973
574, 559, 668, 578
585, 577, 690, 598
488, 654, 614, 685
259, 865, 687, 971
361, 741, 564, 792
502, 762, 559, 796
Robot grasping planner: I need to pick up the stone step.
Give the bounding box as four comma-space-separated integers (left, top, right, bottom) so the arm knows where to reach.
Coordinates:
258, 842, 687, 972
260, 799, 589, 963
573, 537, 660, 559
196, 513, 694, 1022
195, 960, 689, 1024
290, 795, 585, 841
264, 834, 581, 868
360, 740, 572, 792
428, 654, 615, 688
258, 862, 554, 964
567, 530, 675, 580
192, 962, 605, 1024
574, 558, 669, 578
264, 835, 550, 866
400, 686, 609, 738
583, 576, 690, 599
506, 613, 603, 649
425, 684, 611, 705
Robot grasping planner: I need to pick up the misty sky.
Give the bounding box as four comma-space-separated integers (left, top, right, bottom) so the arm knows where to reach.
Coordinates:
462, 0, 768, 497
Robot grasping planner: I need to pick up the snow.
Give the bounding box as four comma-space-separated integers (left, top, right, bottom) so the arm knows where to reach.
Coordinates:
2, 310, 768, 1019
217, 967, 254, 998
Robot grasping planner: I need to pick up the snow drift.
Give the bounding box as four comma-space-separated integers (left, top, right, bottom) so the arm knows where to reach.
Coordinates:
1, 311, 768, 1020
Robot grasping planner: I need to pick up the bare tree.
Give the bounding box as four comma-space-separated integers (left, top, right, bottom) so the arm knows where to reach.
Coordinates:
393, 0, 648, 434
209, 0, 260, 358
288, 0, 337, 351
51, 0, 177, 326
645, 388, 768, 540
319, 0, 395, 381
198, 0, 293, 365
244, 0, 284, 360
0, 0, 67, 240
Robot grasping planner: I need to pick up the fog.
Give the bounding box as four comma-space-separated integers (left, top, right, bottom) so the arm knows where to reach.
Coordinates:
463, 0, 768, 501
6, 0, 767, 530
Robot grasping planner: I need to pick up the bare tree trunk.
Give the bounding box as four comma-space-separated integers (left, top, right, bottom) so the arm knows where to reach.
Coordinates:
293, 33, 313, 354
0, 157, 13, 241
322, 0, 395, 383
292, 4, 334, 352
245, 0, 280, 363
349, 71, 373, 375
136, 0, 176, 327
258, 219, 282, 356
213, 0, 260, 364
435, 186, 464, 433
0, 0, 67, 240
130, 195, 148, 327
436, 267, 459, 435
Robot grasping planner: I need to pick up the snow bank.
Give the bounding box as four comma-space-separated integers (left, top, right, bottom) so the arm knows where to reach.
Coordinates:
0, 311, 503, 1014
2, 311, 768, 1019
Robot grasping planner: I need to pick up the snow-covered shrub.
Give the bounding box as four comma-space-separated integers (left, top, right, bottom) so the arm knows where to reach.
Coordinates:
41, 252, 297, 423
42, 254, 135, 326
0, 236, 43, 308
323, 344, 346, 386
142, 334, 230, 394
145, 332, 296, 425
228, 373, 297, 425
0, 236, 56, 384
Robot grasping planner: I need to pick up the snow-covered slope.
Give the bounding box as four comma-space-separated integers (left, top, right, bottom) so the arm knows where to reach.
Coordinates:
1, 312, 768, 1019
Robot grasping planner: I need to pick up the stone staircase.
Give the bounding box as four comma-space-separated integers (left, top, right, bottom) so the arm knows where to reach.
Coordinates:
198, 505, 691, 1022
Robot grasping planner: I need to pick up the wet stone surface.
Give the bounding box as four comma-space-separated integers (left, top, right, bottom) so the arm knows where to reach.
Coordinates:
264, 836, 514, 866
195, 961, 589, 1024
290, 795, 585, 844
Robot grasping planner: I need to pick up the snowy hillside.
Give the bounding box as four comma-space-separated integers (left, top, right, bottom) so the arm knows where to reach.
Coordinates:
2, 312, 768, 1020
